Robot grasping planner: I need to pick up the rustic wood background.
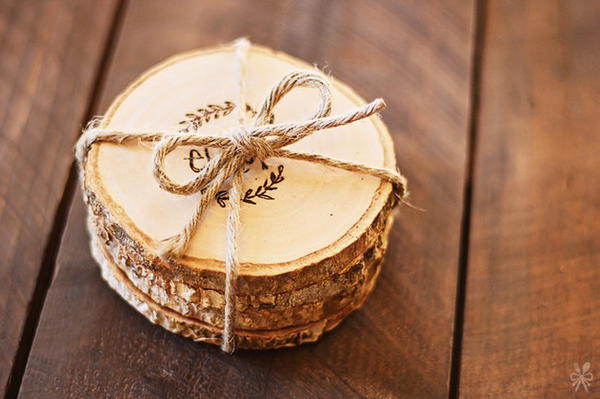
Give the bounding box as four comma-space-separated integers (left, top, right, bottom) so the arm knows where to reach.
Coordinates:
1, 0, 598, 398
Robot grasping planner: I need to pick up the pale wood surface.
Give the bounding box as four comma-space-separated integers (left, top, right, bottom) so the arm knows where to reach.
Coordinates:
88, 43, 395, 268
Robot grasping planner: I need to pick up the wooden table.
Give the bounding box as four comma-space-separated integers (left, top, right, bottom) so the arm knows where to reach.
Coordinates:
1, 1, 598, 397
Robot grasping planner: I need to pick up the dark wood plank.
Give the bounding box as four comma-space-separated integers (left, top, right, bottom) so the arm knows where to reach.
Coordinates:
19, 0, 475, 397
460, 1, 600, 397
0, 0, 120, 396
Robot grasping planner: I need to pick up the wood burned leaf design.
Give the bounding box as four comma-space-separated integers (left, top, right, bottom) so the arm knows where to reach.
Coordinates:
179, 101, 235, 132
215, 165, 284, 208
216, 191, 229, 208
245, 104, 275, 124
242, 165, 284, 205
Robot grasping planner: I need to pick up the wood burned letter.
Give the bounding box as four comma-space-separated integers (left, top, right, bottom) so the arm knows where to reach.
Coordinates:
184, 148, 211, 173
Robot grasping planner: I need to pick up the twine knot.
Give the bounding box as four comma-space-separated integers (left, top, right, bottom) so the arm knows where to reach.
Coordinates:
229, 126, 273, 160
76, 70, 409, 354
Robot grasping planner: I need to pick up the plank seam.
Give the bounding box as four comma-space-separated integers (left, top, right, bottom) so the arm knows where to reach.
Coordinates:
3, 1, 129, 397
448, 0, 487, 398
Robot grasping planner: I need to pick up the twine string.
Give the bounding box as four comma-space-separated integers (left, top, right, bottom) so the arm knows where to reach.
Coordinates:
76, 71, 408, 353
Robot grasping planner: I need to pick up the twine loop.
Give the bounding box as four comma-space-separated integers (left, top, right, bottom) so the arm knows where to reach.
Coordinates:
76, 71, 409, 354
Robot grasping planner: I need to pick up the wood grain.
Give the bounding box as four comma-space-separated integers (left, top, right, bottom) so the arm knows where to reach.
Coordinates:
0, 0, 119, 396
460, 0, 600, 397
18, 0, 475, 397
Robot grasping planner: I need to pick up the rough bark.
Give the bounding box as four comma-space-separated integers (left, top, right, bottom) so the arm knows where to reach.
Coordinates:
93, 236, 382, 350
88, 212, 393, 330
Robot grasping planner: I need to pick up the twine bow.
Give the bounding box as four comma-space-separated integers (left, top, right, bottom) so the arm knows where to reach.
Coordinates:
570, 362, 593, 392
76, 71, 408, 353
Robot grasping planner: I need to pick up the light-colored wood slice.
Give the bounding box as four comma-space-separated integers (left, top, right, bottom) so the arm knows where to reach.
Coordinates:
85, 179, 395, 296
83, 42, 398, 289
91, 230, 382, 350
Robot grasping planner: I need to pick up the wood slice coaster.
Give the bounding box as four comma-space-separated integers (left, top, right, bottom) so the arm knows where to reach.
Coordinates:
81, 42, 398, 348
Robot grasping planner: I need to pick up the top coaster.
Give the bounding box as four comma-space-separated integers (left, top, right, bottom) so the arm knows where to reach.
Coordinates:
84, 41, 396, 276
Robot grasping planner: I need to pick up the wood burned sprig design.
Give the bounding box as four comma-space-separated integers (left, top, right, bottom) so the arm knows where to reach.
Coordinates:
179, 102, 273, 133
179, 101, 235, 132
216, 165, 284, 208
245, 104, 275, 124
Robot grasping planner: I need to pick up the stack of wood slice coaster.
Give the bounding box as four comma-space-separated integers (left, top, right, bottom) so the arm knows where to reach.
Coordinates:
80, 40, 399, 349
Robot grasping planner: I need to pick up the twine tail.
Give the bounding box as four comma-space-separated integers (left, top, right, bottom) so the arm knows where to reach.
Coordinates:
221, 168, 243, 353
274, 148, 408, 195
158, 169, 230, 259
